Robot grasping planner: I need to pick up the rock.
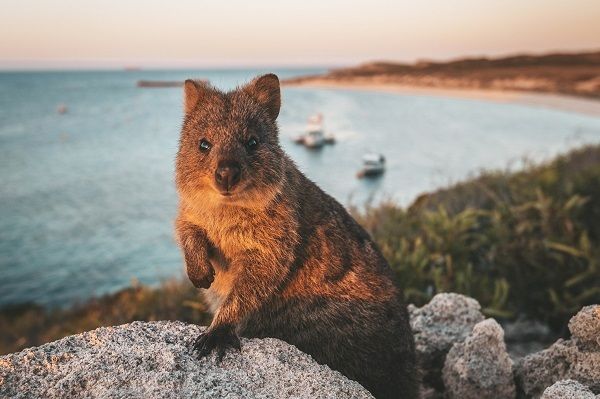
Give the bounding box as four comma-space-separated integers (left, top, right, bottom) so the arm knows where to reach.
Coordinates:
514, 338, 600, 398
0, 321, 373, 399
409, 293, 485, 390
541, 379, 597, 399
442, 319, 515, 399
568, 305, 600, 351
515, 305, 600, 398
503, 317, 554, 359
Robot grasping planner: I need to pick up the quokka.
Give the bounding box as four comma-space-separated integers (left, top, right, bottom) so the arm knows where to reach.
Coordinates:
175, 74, 417, 399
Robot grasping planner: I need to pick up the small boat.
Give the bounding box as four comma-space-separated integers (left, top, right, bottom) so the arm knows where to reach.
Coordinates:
57, 104, 68, 114
357, 153, 386, 178
293, 114, 335, 148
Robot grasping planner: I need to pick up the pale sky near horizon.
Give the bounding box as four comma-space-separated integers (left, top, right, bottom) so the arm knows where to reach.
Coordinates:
1, 0, 599, 69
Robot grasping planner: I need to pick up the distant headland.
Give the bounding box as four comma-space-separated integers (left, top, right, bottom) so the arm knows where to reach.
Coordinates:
284, 51, 600, 116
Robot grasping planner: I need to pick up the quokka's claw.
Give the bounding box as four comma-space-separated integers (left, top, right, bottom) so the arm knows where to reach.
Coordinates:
191, 332, 208, 353
190, 325, 240, 362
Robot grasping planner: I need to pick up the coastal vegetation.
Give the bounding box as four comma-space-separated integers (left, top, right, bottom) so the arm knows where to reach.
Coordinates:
0, 280, 211, 355
355, 144, 600, 330
2, 144, 600, 355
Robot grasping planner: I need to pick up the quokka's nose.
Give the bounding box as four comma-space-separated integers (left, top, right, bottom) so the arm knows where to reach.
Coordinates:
215, 161, 241, 191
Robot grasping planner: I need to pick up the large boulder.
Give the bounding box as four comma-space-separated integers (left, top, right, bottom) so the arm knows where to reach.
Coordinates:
515, 305, 600, 398
442, 319, 515, 399
408, 293, 485, 389
541, 379, 597, 399
0, 321, 373, 399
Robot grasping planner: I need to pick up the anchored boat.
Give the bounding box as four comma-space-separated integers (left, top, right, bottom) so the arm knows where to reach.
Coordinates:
294, 114, 335, 148
357, 153, 386, 178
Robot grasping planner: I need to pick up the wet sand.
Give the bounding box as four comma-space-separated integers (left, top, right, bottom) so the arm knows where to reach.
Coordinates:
285, 79, 600, 118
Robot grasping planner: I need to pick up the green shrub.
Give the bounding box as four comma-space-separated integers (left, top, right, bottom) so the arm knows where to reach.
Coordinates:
355, 145, 600, 329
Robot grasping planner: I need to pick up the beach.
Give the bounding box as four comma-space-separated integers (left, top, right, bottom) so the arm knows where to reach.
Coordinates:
285, 78, 600, 117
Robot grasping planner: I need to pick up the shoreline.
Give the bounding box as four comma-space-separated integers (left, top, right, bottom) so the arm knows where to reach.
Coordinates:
284, 79, 600, 117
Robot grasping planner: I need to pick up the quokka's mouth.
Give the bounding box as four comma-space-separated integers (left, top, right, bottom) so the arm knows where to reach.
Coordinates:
214, 183, 248, 199
218, 188, 242, 197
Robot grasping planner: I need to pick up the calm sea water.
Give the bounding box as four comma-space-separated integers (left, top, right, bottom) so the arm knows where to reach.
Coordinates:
1, 69, 600, 307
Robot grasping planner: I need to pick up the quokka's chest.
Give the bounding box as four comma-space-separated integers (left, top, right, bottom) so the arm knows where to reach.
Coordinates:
201, 210, 276, 256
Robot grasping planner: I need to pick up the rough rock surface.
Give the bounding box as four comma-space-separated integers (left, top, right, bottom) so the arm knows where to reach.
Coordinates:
541, 379, 597, 399
0, 321, 373, 399
515, 339, 600, 397
568, 305, 600, 350
442, 319, 515, 399
515, 305, 600, 398
408, 293, 485, 389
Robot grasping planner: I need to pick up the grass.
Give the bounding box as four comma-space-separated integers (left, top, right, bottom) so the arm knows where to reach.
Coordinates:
2, 144, 600, 355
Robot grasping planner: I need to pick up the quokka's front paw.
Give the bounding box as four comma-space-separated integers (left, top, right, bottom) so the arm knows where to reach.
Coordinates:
192, 324, 241, 362
185, 256, 215, 289
188, 268, 214, 289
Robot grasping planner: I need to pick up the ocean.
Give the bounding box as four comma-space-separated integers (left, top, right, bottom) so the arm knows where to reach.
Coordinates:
1, 69, 599, 307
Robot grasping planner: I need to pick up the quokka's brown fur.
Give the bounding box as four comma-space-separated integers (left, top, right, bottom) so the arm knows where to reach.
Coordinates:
175, 74, 418, 399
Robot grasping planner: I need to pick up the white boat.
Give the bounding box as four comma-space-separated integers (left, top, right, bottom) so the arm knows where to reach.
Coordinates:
294, 114, 335, 148
358, 153, 386, 178
303, 130, 326, 148
304, 114, 325, 148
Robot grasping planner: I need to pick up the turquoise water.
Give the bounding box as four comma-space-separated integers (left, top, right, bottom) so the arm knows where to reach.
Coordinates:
1, 69, 600, 307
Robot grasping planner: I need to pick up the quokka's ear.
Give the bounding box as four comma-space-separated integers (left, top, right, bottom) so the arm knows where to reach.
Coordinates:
183, 79, 210, 114
243, 74, 281, 120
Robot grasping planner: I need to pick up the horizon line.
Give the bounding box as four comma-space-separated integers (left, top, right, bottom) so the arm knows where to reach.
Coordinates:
1, 47, 599, 72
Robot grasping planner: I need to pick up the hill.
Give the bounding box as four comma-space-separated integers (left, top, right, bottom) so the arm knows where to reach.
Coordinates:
285, 51, 600, 99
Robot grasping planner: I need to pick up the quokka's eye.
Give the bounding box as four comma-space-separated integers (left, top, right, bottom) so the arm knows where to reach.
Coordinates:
246, 136, 259, 151
199, 139, 212, 152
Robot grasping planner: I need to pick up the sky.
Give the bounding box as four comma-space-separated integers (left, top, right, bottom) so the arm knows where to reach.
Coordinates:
1, 0, 599, 69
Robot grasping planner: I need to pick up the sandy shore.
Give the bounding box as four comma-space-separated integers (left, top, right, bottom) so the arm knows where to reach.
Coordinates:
284, 79, 600, 118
